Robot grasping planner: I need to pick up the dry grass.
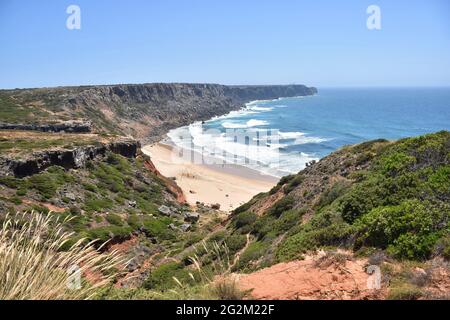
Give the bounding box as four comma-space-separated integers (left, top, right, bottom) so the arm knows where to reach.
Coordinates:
0, 211, 124, 300
166, 240, 247, 300
313, 250, 353, 269
211, 277, 247, 300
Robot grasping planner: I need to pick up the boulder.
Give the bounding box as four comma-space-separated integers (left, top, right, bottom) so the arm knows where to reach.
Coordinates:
180, 223, 191, 232
184, 212, 200, 223
64, 192, 76, 201
158, 205, 172, 216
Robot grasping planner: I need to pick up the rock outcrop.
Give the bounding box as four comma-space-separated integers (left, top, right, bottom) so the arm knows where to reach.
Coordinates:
0, 140, 139, 177
0, 120, 92, 133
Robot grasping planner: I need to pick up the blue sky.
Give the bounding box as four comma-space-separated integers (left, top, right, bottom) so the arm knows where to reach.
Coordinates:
0, 0, 449, 89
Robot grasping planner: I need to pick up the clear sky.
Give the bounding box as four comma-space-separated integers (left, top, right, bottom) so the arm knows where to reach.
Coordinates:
1, 0, 449, 89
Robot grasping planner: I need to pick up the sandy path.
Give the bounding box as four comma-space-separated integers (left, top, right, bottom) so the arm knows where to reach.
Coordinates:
142, 143, 277, 212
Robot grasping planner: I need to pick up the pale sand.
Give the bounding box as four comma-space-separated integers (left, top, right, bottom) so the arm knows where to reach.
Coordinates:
142, 143, 278, 212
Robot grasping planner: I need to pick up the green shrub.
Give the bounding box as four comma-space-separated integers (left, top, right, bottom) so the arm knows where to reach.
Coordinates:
284, 175, 304, 194
339, 176, 386, 223
225, 234, 247, 254
142, 217, 173, 240
236, 241, 269, 269
127, 214, 142, 229
83, 197, 114, 213
87, 225, 132, 243
27, 167, 73, 199
354, 200, 447, 260
9, 196, 22, 205
209, 230, 227, 243
82, 182, 98, 193
316, 180, 352, 210
378, 152, 416, 176
232, 211, 257, 229
276, 210, 354, 262
268, 195, 295, 217
16, 188, 27, 196
143, 262, 196, 291
427, 165, 450, 194
184, 233, 204, 248
253, 209, 305, 240
0, 176, 23, 189
388, 283, 423, 300
105, 214, 123, 226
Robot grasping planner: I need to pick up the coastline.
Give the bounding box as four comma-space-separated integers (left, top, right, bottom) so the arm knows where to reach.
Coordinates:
142, 142, 278, 212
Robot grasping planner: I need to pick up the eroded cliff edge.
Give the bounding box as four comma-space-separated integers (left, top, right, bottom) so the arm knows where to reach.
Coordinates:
0, 83, 317, 142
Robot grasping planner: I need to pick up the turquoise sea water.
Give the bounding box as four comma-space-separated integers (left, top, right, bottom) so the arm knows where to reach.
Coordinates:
168, 88, 450, 177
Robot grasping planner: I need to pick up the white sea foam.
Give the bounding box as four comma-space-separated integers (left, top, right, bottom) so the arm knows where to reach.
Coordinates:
222, 119, 269, 129
252, 130, 328, 145
278, 131, 305, 139
247, 106, 274, 112
167, 122, 320, 177
166, 96, 322, 177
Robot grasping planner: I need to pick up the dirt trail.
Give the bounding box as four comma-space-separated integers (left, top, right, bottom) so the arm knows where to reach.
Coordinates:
229, 234, 251, 271
236, 252, 384, 300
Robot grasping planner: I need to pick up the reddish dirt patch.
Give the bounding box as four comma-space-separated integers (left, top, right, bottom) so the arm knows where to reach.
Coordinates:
143, 158, 186, 203
237, 252, 385, 300
107, 235, 139, 254
251, 190, 285, 216
22, 199, 66, 213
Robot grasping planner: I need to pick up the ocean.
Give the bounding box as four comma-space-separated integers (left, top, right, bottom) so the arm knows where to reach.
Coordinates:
167, 87, 450, 178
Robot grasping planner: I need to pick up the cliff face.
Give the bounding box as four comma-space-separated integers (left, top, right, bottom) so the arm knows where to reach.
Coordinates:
0, 83, 317, 142
0, 140, 139, 177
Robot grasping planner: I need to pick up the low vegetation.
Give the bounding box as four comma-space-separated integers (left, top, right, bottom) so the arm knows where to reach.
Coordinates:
230, 131, 450, 269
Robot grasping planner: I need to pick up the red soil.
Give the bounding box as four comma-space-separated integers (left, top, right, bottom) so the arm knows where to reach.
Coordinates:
237, 252, 385, 300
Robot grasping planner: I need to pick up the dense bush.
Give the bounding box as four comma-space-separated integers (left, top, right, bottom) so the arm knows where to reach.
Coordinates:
28, 166, 73, 199
83, 196, 114, 213
144, 262, 196, 291
105, 213, 124, 226
232, 211, 257, 230
127, 214, 142, 229
225, 234, 247, 254
316, 180, 352, 210
268, 195, 295, 217
354, 200, 448, 259
236, 241, 269, 269
142, 217, 173, 240
274, 131, 450, 262
87, 225, 132, 243
252, 208, 306, 240
276, 210, 354, 262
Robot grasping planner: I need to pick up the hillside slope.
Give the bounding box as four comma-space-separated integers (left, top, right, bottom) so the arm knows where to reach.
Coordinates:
106, 131, 447, 300
226, 131, 449, 271
0, 83, 317, 142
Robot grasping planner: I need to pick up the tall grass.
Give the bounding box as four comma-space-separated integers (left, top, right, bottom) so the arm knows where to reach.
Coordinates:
174, 240, 247, 300
0, 211, 124, 300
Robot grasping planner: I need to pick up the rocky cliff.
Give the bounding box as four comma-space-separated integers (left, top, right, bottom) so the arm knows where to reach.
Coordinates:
0, 83, 317, 142
0, 139, 139, 177
0, 120, 92, 133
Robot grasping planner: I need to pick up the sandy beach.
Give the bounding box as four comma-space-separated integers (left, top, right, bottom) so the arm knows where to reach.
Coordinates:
142, 143, 278, 212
